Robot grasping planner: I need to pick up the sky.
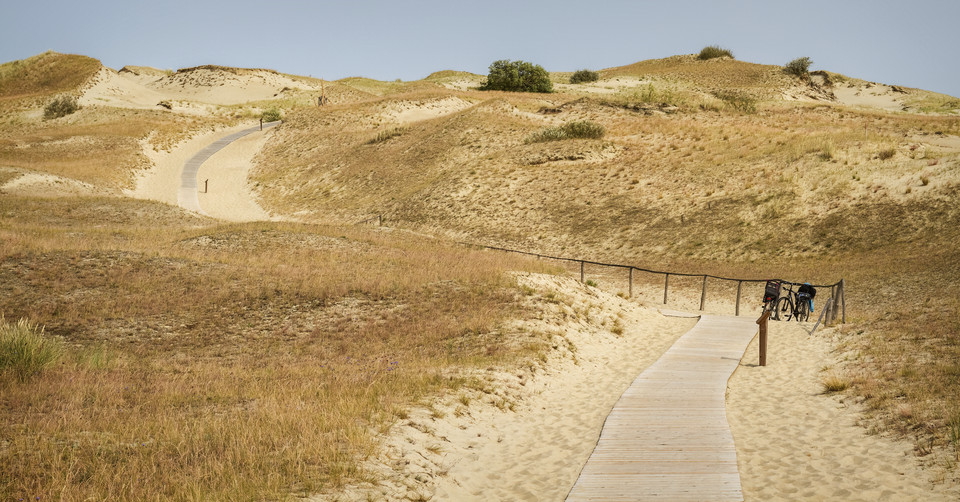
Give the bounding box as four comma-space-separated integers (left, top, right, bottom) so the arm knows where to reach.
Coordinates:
2, 0, 959, 98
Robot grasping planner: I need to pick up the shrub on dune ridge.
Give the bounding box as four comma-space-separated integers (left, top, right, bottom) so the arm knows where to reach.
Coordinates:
698, 45, 734, 60
480, 60, 553, 93
570, 69, 600, 84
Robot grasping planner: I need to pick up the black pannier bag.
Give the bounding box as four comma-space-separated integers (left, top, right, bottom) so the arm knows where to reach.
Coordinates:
798, 283, 816, 299
764, 280, 781, 303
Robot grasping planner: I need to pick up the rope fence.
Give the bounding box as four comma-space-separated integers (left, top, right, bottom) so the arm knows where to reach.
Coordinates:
464, 241, 846, 325
351, 214, 845, 326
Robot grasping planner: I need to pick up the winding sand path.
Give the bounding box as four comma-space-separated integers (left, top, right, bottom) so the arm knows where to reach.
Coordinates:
179, 122, 278, 220
131, 121, 278, 222
567, 315, 758, 501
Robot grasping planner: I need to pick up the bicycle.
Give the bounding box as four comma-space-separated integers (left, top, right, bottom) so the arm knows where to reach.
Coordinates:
775, 283, 811, 322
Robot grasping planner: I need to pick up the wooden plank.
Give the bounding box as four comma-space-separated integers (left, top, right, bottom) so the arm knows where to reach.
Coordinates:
566, 315, 758, 501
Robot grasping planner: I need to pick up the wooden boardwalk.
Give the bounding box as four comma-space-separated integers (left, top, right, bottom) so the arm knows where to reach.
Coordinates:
178, 121, 278, 215
566, 314, 758, 502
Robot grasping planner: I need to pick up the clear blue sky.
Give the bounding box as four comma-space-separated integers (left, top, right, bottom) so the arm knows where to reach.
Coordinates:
3, 0, 959, 98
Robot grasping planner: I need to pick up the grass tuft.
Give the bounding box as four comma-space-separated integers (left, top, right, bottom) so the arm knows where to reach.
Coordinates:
0, 316, 64, 381
525, 121, 605, 143
822, 374, 850, 393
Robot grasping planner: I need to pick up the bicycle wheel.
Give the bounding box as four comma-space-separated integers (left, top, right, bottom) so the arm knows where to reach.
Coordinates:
776, 297, 793, 321
797, 300, 810, 322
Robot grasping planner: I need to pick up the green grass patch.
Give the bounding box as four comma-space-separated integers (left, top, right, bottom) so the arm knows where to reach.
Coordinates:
525, 121, 605, 143
0, 317, 63, 381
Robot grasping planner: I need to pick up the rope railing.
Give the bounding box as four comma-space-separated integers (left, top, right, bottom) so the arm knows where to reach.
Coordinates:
349, 213, 845, 325
463, 241, 846, 324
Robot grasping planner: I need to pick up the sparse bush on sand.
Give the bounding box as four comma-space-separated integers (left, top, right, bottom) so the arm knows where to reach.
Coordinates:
43, 95, 79, 119
480, 60, 553, 93
785, 57, 813, 79
698, 45, 734, 60
526, 120, 605, 143
0, 317, 63, 381
261, 108, 282, 122
570, 69, 600, 84
367, 126, 406, 144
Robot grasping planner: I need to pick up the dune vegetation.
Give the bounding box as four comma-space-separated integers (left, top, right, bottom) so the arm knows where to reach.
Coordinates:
1, 50, 959, 499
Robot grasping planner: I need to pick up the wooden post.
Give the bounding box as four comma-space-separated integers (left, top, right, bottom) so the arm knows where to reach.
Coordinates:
580, 261, 585, 283
663, 273, 670, 304
377, 215, 382, 226
736, 280, 743, 316
628, 268, 634, 298
260, 118, 263, 131
840, 279, 846, 324
757, 310, 771, 367
699, 276, 708, 311
204, 179, 208, 193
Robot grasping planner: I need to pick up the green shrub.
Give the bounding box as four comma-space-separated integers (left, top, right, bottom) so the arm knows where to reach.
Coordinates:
526, 120, 605, 143
0, 317, 63, 381
570, 69, 600, 84
784, 57, 813, 78
261, 108, 283, 122
698, 45, 734, 60
480, 60, 553, 93
43, 95, 80, 120
562, 120, 605, 139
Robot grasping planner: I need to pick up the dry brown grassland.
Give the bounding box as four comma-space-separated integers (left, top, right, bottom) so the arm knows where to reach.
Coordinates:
0, 196, 559, 500
2, 52, 960, 499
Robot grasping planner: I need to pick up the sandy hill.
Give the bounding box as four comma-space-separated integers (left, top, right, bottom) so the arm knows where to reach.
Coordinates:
1, 50, 960, 499
0, 51, 101, 105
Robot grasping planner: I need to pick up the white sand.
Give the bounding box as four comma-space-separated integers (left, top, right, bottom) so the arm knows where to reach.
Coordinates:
195, 126, 277, 222
728, 321, 960, 501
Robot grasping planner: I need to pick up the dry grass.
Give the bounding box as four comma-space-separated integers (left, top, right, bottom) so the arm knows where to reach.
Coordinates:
0, 106, 232, 189
0, 196, 556, 500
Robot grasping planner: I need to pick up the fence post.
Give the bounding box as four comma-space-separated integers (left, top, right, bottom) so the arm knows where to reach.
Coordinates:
699, 276, 708, 311
580, 261, 585, 283
377, 215, 382, 226
628, 268, 634, 298
757, 309, 771, 366
260, 118, 263, 131
663, 273, 670, 304
736, 280, 743, 316
840, 279, 846, 323
204, 179, 208, 193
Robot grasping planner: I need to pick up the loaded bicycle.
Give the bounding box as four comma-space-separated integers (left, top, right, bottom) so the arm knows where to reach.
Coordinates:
774, 282, 817, 322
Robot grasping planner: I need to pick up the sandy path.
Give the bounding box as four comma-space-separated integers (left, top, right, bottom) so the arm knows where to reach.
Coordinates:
727, 321, 960, 501
131, 122, 277, 222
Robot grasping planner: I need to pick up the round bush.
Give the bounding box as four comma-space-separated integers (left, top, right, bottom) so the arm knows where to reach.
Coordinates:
698, 46, 734, 60
784, 57, 813, 78
481, 60, 553, 93
43, 95, 80, 120
570, 69, 600, 84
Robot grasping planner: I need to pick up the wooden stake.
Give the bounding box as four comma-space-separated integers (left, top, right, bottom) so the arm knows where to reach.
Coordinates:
663, 273, 669, 304
628, 268, 634, 298
699, 276, 708, 311
757, 310, 771, 366
736, 280, 743, 316
580, 261, 585, 283
204, 179, 208, 193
